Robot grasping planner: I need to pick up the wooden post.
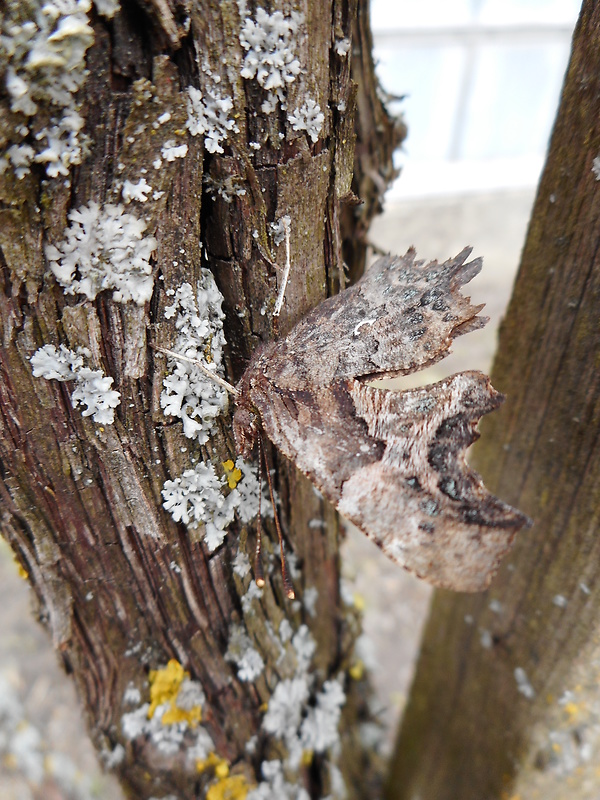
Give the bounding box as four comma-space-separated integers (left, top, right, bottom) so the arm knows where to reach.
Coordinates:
386, 2, 600, 798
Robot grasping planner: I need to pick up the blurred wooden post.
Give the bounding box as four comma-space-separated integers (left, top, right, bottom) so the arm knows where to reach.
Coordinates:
386, 2, 600, 798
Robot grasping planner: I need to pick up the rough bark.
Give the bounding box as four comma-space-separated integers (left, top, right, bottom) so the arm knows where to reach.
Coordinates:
0, 1, 402, 798
386, 3, 600, 798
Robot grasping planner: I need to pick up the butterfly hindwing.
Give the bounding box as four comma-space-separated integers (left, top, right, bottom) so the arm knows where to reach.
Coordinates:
243, 369, 526, 591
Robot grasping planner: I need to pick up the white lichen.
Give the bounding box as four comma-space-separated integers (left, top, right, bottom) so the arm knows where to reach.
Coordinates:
160, 275, 228, 443
232, 550, 251, 578
247, 759, 310, 800
176, 679, 205, 711
162, 458, 272, 549
161, 462, 237, 550
241, 579, 264, 613
292, 625, 316, 673
261, 623, 345, 770
102, 743, 125, 768
204, 173, 247, 203
514, 666, 535, 699
302, 586, 318, 618
186, 78, 239, 154
287, 98, 324, 143
30, 343, 121, 423
121, 703, 183, 755
0, 1, 94, 177
186, 727, 216, 764
234, 457, 274, 523
593, 155, 600, 181
328, 763, 348, 799
161, 140, 188, 161
263, 678, 310, 744
335, 38, 351, 57
279, 618, 293, 643
123, 684, 141, 706
553, 594, 568, 608
45, 201, 157, 304
226, 624, 265, 682
122, 177, 152, 203
299, 678, 345, 754
239, 8, 303, 113
121, 671, 210, 758
94, 0, 120, 17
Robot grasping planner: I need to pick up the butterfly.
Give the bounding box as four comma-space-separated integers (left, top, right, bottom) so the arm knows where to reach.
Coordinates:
232, 248, 530, 592
159, 248, 530, 593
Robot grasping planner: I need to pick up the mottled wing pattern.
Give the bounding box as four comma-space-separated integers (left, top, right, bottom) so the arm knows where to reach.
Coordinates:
244, 369, 527, 591
235, 249, 530, 591
259, 248, 487, 390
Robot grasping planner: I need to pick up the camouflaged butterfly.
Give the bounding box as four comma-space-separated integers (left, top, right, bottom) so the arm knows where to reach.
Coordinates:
231, 247, 530, 592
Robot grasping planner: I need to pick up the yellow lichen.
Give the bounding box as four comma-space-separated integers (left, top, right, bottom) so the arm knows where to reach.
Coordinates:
206, 774, 251, 800
301, 749, 314, 766
197, 752, 229, 776
564, 701, 580, 720
161, 703, 202, 727
349, 660, 364, 680
147, 659, 201, 727
223, 459, 242, 489
148, 659, 187, 718
16, 562, 28, 580
353, 593, 365, 612
215, 760, 230, 779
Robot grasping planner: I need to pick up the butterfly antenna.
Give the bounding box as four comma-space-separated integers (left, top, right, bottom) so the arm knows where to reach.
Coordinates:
151, 345, 238, 396
254, 436, 265, 589
261, 435, 295, 600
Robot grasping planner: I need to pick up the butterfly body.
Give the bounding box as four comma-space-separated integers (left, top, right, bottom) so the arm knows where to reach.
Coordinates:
232, 249, 530, 592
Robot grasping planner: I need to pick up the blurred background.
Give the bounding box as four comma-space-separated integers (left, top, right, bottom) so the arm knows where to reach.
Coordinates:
0, 1, 582, 797
345, 0, 582, 758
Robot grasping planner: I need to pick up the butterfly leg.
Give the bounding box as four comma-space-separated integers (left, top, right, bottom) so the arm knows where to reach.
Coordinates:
261, 434, 295, 600
254, 436, 265, 588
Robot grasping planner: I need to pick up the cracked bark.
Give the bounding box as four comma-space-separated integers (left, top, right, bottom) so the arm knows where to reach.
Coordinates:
386, 3, 600, 798
0, 0, 403, 798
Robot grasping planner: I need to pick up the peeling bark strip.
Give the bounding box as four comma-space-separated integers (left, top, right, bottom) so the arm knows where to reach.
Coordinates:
387, 2, 600, 799
0, 0, 402, 798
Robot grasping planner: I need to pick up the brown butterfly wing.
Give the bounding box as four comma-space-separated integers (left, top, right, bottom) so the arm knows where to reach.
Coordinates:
234, 249, 530, 591
259, 248, 487, 390
242, 370, 527, 591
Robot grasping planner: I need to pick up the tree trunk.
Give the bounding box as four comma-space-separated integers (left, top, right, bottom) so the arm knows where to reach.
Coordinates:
0, 1, 402, 797
386, 2, 600, 798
